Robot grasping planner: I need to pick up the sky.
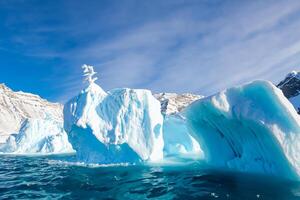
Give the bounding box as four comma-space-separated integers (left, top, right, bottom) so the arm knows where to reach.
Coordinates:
1, 0, 300, 103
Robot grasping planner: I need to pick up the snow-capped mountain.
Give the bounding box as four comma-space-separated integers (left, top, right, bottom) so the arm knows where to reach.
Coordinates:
0, 83, 62, 143
154, 93, 203, 115
277, 71, 300, 113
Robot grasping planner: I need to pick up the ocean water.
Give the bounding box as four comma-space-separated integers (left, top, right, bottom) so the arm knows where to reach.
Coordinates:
0, 155, 300, 200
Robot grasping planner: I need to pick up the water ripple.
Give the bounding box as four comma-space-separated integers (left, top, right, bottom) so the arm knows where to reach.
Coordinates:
0, 155, 299, 199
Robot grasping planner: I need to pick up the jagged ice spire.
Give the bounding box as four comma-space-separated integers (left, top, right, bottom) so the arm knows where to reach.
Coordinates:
82, 64, 98, 84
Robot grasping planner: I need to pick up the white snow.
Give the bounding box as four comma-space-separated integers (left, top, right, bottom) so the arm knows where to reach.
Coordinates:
185, 80, 300, 180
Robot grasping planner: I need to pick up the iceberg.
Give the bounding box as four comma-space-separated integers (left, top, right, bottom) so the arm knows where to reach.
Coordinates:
185, 80, 300, 180
64, 65, 164, 164
0, 118, 74, 154
0, 83, 63, 143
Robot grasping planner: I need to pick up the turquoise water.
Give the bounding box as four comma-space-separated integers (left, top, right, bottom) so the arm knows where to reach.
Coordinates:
0, 155, 300, 200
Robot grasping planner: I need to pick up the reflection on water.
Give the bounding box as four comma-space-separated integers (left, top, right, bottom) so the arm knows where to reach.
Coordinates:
0, 155, 299, 199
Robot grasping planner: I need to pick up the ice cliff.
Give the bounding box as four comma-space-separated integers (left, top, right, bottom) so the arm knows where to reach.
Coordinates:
185, 80, 300, 180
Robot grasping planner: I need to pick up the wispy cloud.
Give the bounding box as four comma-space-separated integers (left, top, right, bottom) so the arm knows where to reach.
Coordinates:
57, 0, 300, 100
2, 0, 300, 102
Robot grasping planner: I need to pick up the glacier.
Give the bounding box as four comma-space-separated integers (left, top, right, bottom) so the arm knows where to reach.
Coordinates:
0, 118, 73, 154
64, 81, 164, 164
185, 80, 300, 180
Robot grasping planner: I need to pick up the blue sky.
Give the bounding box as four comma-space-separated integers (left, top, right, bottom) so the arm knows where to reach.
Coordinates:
1, 0, 300, 102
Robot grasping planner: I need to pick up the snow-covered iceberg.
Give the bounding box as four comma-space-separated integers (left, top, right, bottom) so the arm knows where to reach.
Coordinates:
185, 80, 300, 180
0, 118, 74, 154
64, 65, 164, 164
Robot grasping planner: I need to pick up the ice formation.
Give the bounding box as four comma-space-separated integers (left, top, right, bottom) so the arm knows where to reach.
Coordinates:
0, 84, 62, 143
154, 92, 203, 157
163, 114, 203, 157
64, 65, 164, 164
185, 80, 300, 180
0, 83, 73, 154
0, 118, 73, 154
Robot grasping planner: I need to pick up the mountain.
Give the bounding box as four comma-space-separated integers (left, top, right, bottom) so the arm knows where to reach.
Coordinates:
0, 84, 63, 143
277, 71, 300, 113
154, 93, 203, 115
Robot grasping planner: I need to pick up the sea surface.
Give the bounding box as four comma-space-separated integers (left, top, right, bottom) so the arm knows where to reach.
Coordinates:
0, 155, 300, 200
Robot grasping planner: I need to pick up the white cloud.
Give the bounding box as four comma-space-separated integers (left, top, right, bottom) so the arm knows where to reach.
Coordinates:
55, 0, 300, 101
